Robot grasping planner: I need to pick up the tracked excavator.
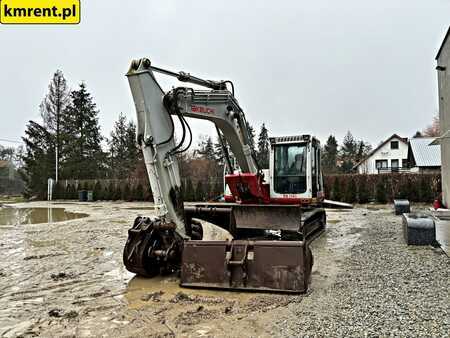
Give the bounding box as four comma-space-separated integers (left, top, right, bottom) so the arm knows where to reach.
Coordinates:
123, 58, 326, 293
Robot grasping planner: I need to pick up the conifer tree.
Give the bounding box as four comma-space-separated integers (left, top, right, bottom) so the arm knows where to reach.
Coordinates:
257, 123, 270, 168
340, 131, 357, 173
355, 140, 372, 164
108, 113, 139, 179
61, 83, 105, 179
246, 121, 256, 153
40, 70, 70, 181
21, 121, 56, 198
322, 135, 339, 174
198, 136, 216, 160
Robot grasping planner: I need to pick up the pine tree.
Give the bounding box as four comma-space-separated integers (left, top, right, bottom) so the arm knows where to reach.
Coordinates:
198, 136, 216, 160
61, 83, 105, 179
213, 135, 226, 163
108, 113, 139, 179
21, 121, 56, 198
355, 140, 372, 164
257, 123, 270, 169
340, 131, 357, 173
322, 135, 339, 174
39, 70, 70, 181
246, 121, 256, 153
0, 146, 16, 162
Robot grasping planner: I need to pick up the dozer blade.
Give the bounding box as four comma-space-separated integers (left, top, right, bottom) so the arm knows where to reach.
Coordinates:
181, 240, 313, 293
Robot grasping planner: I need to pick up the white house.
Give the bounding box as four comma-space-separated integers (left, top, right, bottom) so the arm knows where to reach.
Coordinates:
354, 134, 409, 174
436, 26, 450, 207
407, 137, 441, 173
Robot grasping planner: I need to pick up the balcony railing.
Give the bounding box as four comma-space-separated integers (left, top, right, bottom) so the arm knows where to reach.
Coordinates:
377, 167, 410, 174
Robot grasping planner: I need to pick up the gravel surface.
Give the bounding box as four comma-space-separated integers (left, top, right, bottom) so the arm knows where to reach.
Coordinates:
271, 207, 450, 338
0, 202, 448, 337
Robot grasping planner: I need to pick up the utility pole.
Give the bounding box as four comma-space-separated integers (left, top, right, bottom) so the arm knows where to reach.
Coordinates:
55, 80, 61, 183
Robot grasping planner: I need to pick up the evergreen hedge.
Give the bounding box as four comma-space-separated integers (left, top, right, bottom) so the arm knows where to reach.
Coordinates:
323, 173, 441, 204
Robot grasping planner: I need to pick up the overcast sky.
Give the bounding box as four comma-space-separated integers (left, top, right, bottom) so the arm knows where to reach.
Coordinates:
1, 0, 449, 149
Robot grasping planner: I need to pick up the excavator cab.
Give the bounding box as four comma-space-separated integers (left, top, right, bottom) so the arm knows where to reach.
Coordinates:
270, 135, 324, 203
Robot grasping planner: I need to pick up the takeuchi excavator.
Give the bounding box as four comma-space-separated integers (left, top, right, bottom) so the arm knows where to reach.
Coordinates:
123, 58, 326, 293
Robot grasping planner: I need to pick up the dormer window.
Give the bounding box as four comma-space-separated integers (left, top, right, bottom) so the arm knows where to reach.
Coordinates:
390, 141, 399, 149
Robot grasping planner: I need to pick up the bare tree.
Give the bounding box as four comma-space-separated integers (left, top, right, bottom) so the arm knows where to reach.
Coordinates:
422, 115, 440, 137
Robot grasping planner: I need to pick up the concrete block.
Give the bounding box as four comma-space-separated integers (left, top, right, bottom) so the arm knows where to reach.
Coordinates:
394, 199, 410, 215
402, 213, 435, 245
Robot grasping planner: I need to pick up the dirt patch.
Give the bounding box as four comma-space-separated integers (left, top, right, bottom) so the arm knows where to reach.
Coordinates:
175, 306, 220, 326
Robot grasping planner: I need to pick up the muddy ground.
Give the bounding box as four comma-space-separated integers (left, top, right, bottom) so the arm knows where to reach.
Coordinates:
0, 201, 448, 337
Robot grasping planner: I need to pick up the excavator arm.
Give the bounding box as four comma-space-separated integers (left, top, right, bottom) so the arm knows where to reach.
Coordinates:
126, 58, 259, 237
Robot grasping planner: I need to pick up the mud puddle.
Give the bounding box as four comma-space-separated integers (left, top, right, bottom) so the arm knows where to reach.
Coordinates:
125, 275, 256, 310
327, 219, 341, 224
122, 206, 155, 210
0, 207, 88, 225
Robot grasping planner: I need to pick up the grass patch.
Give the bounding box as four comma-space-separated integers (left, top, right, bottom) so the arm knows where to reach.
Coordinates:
0, 195, 25, 204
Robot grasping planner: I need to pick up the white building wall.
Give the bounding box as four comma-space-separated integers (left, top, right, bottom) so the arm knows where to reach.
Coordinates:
356, 137, 408, 174
437, 36, 450, 207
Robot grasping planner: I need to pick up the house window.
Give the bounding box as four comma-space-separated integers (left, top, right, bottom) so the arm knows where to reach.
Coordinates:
375, 160, 388, 169
390, 141, 399, 149
402, 159, 408, 168
391, 159, 399, 168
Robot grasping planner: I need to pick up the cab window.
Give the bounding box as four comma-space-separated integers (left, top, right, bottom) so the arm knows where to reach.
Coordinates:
273, 144, 307, 194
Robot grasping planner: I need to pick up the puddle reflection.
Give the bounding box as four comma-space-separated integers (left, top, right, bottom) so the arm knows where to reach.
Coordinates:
0, 207, 88, 225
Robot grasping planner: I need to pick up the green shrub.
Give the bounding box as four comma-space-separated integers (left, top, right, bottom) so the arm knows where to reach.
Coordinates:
419, 175, 434, 203
93, 181, 102, 201
134, 183, 144, 201
65, 184, 76, 199
53, 181, 64, 199
344, 178, 357, 203
195, 180, 205, 201
357, 175, 370, 203
184, 178, 195, 201
375, 176, 387, 203
331, 177, 342, 201
122, 184, 131, 201
107, 182, 116, 200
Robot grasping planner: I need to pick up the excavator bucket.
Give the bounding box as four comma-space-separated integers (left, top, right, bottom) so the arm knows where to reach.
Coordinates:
180, 240, 313, 293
